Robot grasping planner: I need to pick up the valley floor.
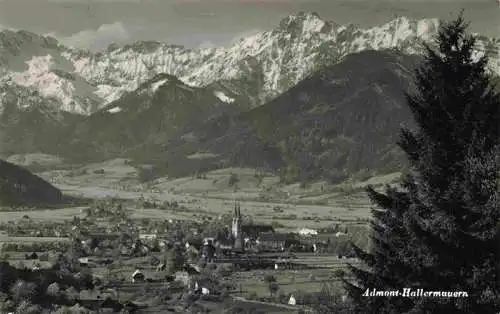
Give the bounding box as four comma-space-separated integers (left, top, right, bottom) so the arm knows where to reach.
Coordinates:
32, 162, 399, 230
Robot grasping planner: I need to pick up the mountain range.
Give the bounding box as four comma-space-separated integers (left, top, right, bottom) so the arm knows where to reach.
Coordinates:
0, 12, 499, 182
155, 50, 421, 182
68, 73, 243, 162
1, 12, 498, 116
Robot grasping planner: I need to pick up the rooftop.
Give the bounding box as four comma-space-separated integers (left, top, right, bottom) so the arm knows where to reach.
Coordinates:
258, 232, 295, 242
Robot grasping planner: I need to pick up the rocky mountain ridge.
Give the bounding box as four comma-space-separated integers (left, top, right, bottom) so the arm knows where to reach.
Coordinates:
1, 12, 498, 115
67, 73, 243, 162
147, 50, 422, 180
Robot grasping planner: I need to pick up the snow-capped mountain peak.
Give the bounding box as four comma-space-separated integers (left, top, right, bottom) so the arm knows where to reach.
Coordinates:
11, 55, 74, 106
107, 106, 122, 114
150, 78, 169, 93
0, 12, 498, 115
214, 91, 235, 104
277, 11, 330, 33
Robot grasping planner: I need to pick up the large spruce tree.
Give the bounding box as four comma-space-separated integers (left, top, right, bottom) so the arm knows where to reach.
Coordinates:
346, 13, 500, 314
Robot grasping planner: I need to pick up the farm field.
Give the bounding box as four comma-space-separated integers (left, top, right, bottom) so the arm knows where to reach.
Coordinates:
231, 254, 358, 297
21, 163, 398, 231
0, 207, 86, 223
56, 187, 372, 229
0, 234, 71, 243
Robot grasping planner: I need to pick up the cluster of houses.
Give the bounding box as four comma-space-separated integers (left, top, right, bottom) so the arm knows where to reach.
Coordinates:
197, 202, 351, 259
13, 199, 353, 273
198, 202, 295, 259
99, 202, 344, 296
4, 200, 355, 312
0, 216, 76, 238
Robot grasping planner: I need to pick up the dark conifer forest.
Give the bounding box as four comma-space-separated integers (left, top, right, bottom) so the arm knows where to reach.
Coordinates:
346, 13, 500, 314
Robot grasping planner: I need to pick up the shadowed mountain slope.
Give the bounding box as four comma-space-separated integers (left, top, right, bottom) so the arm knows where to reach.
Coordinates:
161, 49, 421, 181
67, 73, 243, 162
0, 159, 63, 206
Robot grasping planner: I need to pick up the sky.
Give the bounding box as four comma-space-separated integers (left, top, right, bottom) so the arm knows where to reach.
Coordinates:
0, 0, 498, 51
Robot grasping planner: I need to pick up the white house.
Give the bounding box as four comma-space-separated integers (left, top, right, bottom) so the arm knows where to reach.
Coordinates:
288, 294, 297, 305
188, 264, 201, 274
156, 263, 166, 272
203, 237, 215, 245
139, 234, 156, 240
131, 269, 145, 283
297, 228, 318, 236
159, 240, 168, 248
194, 280, 212, 295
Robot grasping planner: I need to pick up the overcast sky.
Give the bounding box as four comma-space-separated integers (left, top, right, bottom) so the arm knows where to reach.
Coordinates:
0, 0, 498, 51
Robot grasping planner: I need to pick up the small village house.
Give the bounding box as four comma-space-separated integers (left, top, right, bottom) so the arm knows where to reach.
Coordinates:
156, 263, 166, 272
78, 257, 89, 267
241, 224, 274, 239
194, 279, 214, 295
297, 228, 318, 236
139, 233, 157, 241
131, 268, 145, 283
257, 232, 298, 251
174, 271, 190, 286
184, 263, 201, 275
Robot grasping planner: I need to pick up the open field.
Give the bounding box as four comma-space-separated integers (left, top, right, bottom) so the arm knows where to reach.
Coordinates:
39, 162, 399, 202
0, 234, 70, 243
23, 159, 400, 229
0, 206, 200, 224
233, 267, 348, 299
0, 202, 368, 230
0, 167, 378, 229
228, 297, 306, 313
0, 163, 389, 230
6, 153, 65, 167
0, 207, 86, 223
39, 158, 140, 189
0, 187, 370, 228
54, 176, 375, 226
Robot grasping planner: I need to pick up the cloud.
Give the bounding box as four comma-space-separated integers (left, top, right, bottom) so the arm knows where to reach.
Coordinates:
0, 25, 18, 32
197, 41, 217, 49
59, 22, 130, 51
167, 28, 263, 49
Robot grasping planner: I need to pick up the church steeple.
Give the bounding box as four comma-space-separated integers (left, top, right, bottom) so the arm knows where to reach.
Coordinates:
231, 200, 244, 252
231, 200, 242, 241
